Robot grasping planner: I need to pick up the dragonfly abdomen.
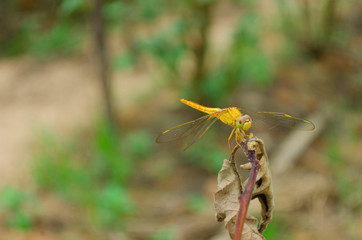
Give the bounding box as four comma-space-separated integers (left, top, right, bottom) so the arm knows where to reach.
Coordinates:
181, 99, 221, 114
181, 99, 242, 128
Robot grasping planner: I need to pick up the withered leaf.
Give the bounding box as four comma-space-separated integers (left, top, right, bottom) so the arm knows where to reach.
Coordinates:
214, 158, 265, 240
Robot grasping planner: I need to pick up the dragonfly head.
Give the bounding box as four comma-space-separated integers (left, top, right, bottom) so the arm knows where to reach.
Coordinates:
236, 115, 252, 131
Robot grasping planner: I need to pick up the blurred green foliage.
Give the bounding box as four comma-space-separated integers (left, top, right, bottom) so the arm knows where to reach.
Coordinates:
32, 119, 152, 228
262, 216, 291, 240
59, 0, 88, 17
0, 0, 353, 106
113, 52, 135, 70
277, 0, 344, 59
1, 0, 275, 102
32, 130, 90, 199
0, 187, 37, 230
149, 228, 176, 240
184, 129, 227, 172
0, 0, 87, 57
140, 21, 188, 78
203, 11, 272, 103
2, 1, 310, 114
95, 184, 135, 228
324, 116, 362, 240
29, 22, 83, 56
326, 134, 362, 208
187, 193, 208, 213
103, 0, 162, 25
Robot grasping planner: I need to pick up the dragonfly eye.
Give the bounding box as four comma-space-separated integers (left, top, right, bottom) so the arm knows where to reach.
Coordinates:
236, 115, 252, 131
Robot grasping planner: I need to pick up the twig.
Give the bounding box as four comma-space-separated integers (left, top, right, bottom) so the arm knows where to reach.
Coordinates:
233, 141, 261, 240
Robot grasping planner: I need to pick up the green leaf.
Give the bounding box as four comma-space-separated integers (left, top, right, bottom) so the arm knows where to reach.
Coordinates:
60, 0, 86, 17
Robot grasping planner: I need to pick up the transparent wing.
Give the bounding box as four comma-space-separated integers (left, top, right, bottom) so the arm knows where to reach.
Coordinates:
238, 108, 315, 132
156, 111, 224, 150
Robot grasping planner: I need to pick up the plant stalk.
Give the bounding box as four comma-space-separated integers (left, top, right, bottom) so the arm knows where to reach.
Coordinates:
233, 142, 261, 240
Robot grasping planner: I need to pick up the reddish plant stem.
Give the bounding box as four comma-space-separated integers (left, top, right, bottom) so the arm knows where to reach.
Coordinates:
233, 142, 261, 240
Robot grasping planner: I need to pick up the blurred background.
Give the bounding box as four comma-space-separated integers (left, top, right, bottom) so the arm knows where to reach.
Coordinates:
0, 0, 361, 239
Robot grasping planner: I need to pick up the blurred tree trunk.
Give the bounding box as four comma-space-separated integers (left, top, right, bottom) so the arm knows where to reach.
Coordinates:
92, 0, 118, 132
301, 0, 311, 42
189, 0, 214, 104
322, 0, 337, 43
0, 0, 13, 49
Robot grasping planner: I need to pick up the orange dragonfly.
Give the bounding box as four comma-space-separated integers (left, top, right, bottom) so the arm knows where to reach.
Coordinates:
156, 99, 315, 150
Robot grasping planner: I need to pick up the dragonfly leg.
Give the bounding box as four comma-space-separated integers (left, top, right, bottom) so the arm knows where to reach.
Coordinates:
240, 132, 260, 158
237, 129, 247, 142
235, 129, 244, 149
228, 128, 236, 153
240, 129, 254, 140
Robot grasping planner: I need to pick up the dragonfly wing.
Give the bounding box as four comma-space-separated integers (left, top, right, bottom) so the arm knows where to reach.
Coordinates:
156, 112, 225, 150
183, 112, 223, 150
238, 108, 315, 132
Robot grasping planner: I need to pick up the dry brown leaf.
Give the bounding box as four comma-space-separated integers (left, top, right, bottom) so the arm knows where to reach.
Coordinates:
214, 139, 274, 239
214, 158, 265, 240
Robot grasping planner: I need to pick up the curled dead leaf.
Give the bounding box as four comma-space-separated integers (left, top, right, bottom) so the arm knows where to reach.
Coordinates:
214, 159, 265, 240
214, 139, 274, 239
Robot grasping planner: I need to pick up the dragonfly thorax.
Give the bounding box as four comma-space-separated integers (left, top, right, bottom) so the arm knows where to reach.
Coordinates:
236, 115, 252, 131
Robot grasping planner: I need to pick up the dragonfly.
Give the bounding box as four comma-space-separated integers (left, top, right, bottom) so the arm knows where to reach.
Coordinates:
156, 99, 315, 151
